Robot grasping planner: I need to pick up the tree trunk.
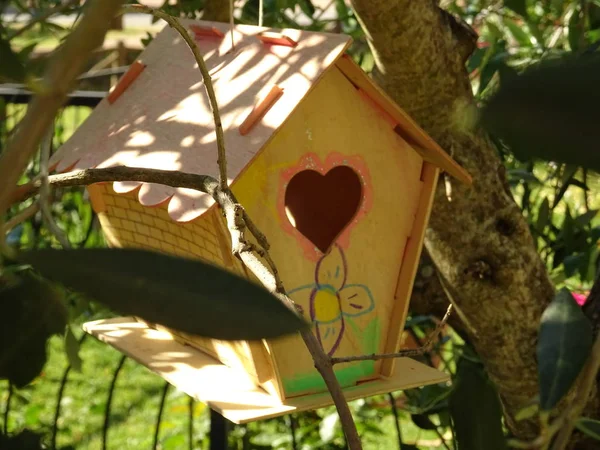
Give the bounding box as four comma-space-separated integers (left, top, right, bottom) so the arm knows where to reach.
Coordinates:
349, 0, 557, 438
202, 0, 230, 22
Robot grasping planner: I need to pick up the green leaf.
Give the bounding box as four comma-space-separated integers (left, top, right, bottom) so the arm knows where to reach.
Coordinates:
64, 326, 82, 372
297, 0, 315, 16
449, 358, 507, 450
505, 0, 528, 17
537, 288, 593, 410
411, 414, 438, 430
480, 54, 600, 173
515, 402, 539, 421
576, 417, 600, 441
19, 248, 307, 341
0, 273, 67, 388
537, 198, 551, 231
568, 5, 585, 51
504, 18, 533, 47
0, 35, 26, 82
563, 253, 586, 278
575, 210, 599, 228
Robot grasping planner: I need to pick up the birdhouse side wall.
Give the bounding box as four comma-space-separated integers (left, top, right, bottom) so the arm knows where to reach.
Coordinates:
232, 66, 425, 399
87, 183, 277, 390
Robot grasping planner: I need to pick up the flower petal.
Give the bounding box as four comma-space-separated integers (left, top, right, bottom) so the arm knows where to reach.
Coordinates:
315, 318, 345, 356
316, 245, 347, 291
340, 284, 375, 317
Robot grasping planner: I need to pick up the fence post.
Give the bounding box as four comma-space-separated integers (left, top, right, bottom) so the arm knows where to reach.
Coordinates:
209, 409, 229, 450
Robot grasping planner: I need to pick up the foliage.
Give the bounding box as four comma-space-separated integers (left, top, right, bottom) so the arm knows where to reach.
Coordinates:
449, 356, 507, 450
536, 288, 592, 411
19, 248, 307, 340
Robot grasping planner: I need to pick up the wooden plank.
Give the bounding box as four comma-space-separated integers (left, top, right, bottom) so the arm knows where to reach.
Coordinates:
83, 317, 449, 424
107, 60, 146, 104
257, 32, 298, 47
381, 162, 440, 377
189, 24, 224, 39
335, 55, 472, 186
239, 85, 284, 136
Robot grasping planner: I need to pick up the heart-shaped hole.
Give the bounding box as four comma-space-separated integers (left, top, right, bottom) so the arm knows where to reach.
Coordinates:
284, 166, 362, 253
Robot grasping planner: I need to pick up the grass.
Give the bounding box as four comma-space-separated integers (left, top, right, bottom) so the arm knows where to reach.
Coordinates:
2, 328, 211, 449
0, 327, 450, 449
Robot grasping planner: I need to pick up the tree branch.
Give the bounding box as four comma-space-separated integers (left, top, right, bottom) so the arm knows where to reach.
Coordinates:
202, 0, 230, 22
0, 0, 125, 221
121, 4, 229, 190
331, 305, 452, 365
350, 0, 556, 438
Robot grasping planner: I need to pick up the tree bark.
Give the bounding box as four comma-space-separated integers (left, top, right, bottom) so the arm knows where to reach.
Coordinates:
202, 0, 230, 22
349, 0, 556, 438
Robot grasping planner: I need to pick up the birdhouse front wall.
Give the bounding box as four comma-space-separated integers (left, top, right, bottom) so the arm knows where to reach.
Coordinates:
232, 65, 426, 398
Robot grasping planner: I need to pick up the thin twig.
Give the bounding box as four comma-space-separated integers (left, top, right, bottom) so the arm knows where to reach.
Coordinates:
2, 203, 40, 235
388, 393, 405, 449
332, 305, 452, 365
188, 397, 194, 450
258, 0, 264, 26
102, 354, 127, 450
11, 167, 217, 204
153, 382, 170, 450
39, 129, 71, 249
8, 0, 80, 39
52, 333, 87, 450
3, 383, 12, 434
121, 4, 229, 190
230, 0, 235, 49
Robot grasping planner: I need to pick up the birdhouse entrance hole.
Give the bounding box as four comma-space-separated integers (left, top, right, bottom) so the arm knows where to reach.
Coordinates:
284, 165, 362, 253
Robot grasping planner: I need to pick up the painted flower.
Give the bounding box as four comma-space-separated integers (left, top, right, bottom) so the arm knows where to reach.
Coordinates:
288, 245, 375, 356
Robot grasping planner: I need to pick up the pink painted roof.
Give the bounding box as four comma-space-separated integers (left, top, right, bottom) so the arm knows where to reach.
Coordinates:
51, 20, 351, 222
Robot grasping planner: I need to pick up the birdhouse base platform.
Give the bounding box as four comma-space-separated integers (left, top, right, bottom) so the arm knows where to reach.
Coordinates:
83, 317, 450, 424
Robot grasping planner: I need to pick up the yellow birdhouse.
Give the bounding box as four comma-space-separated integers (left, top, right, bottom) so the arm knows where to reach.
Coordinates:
51, 19, 472, 423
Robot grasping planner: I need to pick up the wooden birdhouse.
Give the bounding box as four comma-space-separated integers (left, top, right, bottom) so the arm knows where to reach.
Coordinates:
51, 20, 471, 423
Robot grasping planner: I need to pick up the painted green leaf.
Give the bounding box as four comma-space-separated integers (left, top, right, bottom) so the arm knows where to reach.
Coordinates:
480, 54, 600, 173
0, 274, 67, 388
575, 417, 600, 441
19, 248, 308, 341
449, 358, 507, 450
537, 288, 593, 410
0, 36, 26, 82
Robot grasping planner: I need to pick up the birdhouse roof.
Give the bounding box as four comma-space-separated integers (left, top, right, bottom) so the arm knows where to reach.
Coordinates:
51, 20, 471, 223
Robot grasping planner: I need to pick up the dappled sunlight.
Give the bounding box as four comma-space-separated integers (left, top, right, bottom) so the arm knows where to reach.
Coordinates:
125, 130, 155, 147
180, 135, 195, 147
83, 316, 294, 419
50, 19, 351, 223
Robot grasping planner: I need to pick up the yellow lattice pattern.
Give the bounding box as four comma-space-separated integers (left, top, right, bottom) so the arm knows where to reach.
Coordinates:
93, 184, 238, 273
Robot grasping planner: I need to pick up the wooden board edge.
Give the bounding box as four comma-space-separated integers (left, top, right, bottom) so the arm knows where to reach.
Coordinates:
82, 317, 449, 424
335, 55, 472, 186
381, 162, 440, 377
